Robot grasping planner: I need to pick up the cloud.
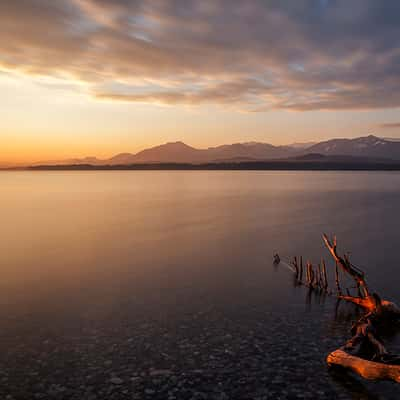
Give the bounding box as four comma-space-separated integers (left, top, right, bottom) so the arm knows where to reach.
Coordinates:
379, 122, 400, 129
1, 0, 400, 111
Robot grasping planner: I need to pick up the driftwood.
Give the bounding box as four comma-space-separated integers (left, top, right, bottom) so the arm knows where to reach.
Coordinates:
327, 350, 400, 382
280, 234, 400, 383
323, 234, 370, 298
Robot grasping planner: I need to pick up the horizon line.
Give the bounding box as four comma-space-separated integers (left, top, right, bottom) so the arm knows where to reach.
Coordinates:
2, 133, 398, 168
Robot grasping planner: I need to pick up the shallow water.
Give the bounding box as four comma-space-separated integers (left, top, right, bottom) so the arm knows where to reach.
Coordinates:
0, 171, 399, 399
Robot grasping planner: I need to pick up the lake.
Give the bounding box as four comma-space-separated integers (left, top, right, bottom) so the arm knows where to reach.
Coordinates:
0, 171, 399, 399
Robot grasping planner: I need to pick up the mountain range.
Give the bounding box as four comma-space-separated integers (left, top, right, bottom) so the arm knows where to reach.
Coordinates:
31, 135, 400, 167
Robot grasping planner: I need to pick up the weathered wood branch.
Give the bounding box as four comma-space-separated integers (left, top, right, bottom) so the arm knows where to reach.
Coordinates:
323, 234, 370, 297
282, 234, 400, 383
322, 235, 400, 382
327, 350, 400, 382
322, 260, 328, 290
338, 295, 376, 311
335, 262, 342, 296
299, 256, 303, 283
327, 310, 400, 382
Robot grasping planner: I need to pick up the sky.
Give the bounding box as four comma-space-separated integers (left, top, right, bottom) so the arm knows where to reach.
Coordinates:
2, 0, 400, 164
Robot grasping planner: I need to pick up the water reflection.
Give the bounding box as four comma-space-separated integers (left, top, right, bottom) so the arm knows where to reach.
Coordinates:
329, 368, 381, 400
1, 171, 400, 399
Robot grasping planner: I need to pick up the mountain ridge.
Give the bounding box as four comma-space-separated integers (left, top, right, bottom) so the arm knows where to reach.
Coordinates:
28, 135, 400, 167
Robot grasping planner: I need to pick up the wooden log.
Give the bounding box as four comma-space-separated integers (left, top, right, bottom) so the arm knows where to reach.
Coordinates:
380, 300, 400, 316
356, 281, 363, 298
299, 256, 303, 283
327, 350, 400, 383
346, 316, 387, 358
308, 263, 315, 287
322, 260, 328, 290
338, 295, 400, 315
318, 263, 324, 289
335, 262, 342, 296
339, 295, 376, 312
327, 313, 400, 382
282, 234, 400, 383
323, 234, 370, 297
293, 256, 299, 280
315, 267, 320, 289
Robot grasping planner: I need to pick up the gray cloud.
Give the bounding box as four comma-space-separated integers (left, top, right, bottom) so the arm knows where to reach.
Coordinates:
379, 122, 400, 128
1, 0, 400, 110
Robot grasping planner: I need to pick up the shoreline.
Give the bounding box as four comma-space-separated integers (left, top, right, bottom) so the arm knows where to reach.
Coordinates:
4, 161, 400, 172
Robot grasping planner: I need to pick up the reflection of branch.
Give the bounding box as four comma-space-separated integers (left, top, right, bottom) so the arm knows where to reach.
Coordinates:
329, 367, 381, 400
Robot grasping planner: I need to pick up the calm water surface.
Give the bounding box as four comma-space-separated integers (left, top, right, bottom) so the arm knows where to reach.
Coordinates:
0, 171, 400, 399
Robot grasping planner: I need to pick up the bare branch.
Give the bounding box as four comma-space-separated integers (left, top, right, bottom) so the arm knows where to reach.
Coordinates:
323, 234, 369, 297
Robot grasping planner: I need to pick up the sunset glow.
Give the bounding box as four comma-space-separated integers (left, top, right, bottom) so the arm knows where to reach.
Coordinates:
2, 1, 400, 164
3, 2, 400, 398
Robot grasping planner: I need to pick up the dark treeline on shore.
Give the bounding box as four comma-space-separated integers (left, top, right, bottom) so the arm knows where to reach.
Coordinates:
17, 160, 400, 171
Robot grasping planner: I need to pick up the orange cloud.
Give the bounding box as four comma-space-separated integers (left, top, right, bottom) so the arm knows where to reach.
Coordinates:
1, 1, 400, 111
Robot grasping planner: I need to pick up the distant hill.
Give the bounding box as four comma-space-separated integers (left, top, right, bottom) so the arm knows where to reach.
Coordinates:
24, 135, 400, 167
307, 135, 400, 160
132, 142, 204, 163
30, 156, 101, 166
34, 141, 301, 166
286, 141, 317, 149
107, 141, 301, 164
27, 154, 400, 171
